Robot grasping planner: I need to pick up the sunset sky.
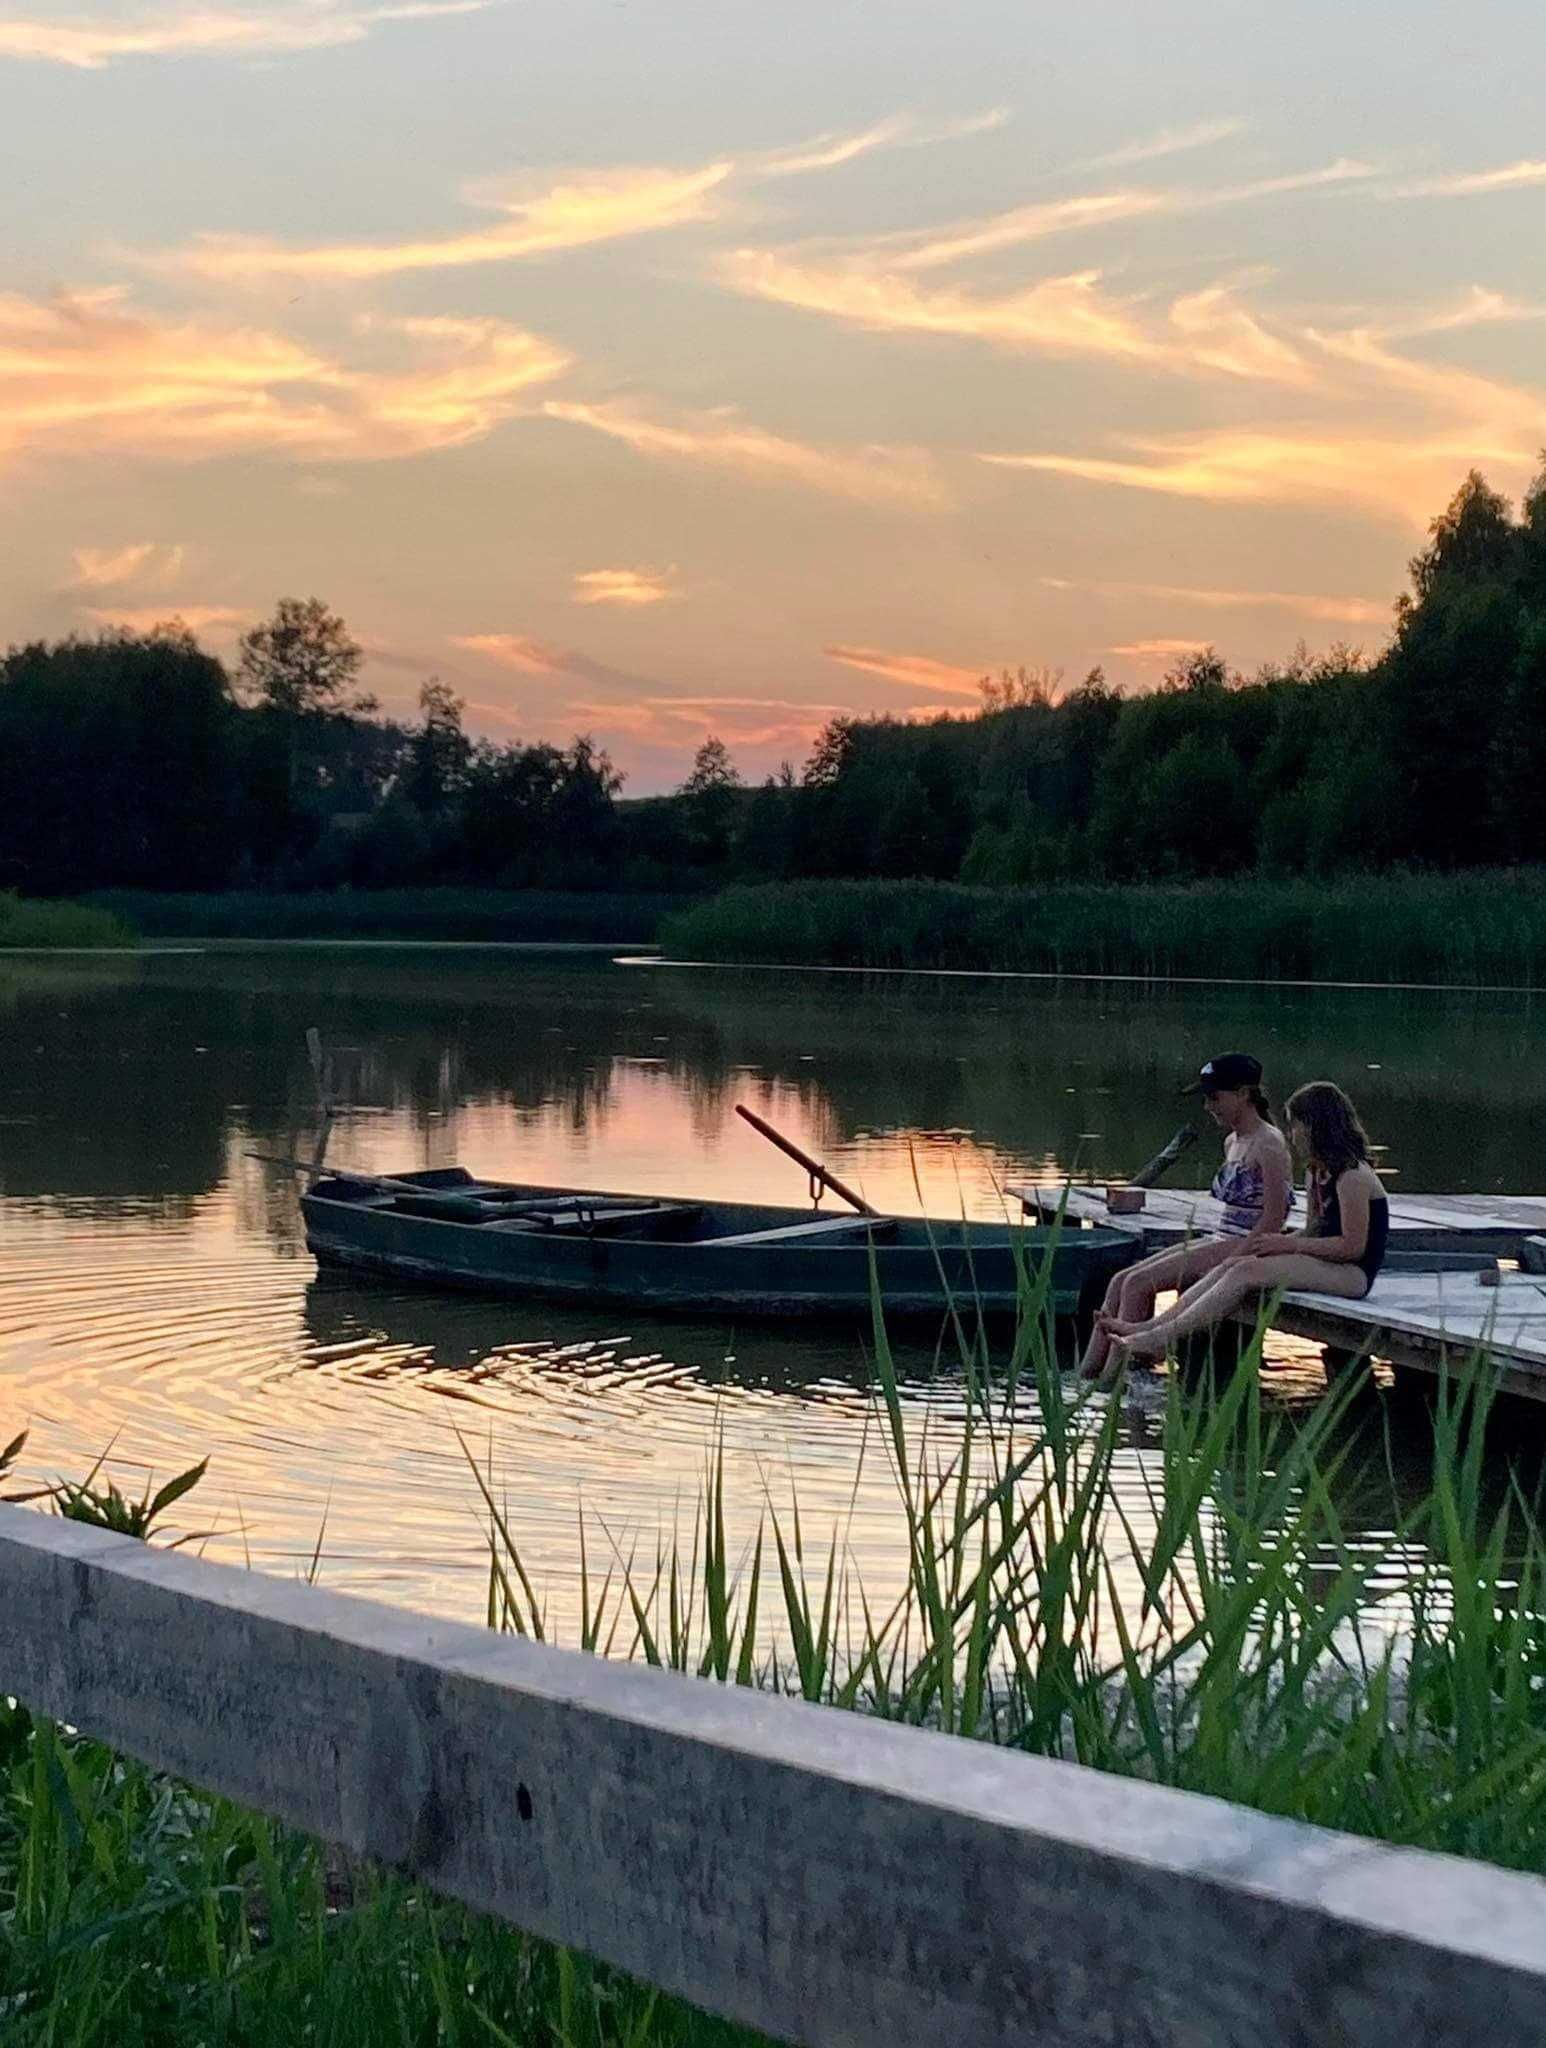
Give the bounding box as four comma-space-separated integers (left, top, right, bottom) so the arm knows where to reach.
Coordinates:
3, 0, 1543, 788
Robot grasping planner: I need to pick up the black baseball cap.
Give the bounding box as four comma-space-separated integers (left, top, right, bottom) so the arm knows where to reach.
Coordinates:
1181, 1052, 1262, 1097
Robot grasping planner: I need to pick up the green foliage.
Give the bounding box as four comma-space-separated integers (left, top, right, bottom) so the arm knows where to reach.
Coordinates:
0, 894, 135, 950
662, 870, 1546, 985
9, 1307, 1546, 2041
87, 886, 687, 942
9, 457, 1546, 917
50, 1454, 210, 1542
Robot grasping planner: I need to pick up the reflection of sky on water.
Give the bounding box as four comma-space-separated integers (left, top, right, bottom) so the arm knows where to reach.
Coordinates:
2, 946, 1543, 1641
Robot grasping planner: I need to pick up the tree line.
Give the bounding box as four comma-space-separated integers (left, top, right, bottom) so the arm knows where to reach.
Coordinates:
3, 464, 1544, 901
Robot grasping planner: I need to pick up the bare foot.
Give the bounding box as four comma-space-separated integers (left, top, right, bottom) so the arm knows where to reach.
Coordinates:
1101, 1315, 1142, 1338
1116, 1329, 1170, 1362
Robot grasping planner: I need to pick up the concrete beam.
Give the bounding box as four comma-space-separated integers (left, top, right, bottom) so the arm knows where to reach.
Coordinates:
3, 1502, 1545, 2046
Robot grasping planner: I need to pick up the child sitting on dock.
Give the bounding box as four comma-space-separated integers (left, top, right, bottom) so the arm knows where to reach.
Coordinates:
1101, 1080, 1390, 1367
1080, 1052, 1292, 1381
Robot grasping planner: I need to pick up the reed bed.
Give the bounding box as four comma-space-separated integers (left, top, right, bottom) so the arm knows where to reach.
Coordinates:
0, 894, 135, 951
86, 887, 689, 945
662, 872, 1546, 986
6, 1307, 1546, 2044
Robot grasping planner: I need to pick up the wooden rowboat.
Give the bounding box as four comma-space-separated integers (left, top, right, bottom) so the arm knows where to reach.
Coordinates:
299, 1167, 1139, 1323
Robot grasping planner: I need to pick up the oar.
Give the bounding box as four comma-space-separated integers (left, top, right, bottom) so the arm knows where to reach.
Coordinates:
1128, 1123, 1200, 1190
734, 1104, 877, 1217
245, 1150, 430, 1198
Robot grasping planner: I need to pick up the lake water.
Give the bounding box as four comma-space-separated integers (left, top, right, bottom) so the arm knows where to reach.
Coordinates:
3, 945, 1544, 1633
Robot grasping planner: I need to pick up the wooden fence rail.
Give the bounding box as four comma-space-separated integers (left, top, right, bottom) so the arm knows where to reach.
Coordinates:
3, 1501, 1545, 2045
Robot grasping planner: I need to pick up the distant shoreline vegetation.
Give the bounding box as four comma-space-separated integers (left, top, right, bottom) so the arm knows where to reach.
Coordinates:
661, 873, 1546, 988
3, 468, 1545, 920
86, 887, 690, 945
0, 894, 135, 951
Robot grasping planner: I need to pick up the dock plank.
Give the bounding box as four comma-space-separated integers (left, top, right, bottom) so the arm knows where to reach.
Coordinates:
1262, 1272, 1546, 1403
1009, 1183, 1546, 1258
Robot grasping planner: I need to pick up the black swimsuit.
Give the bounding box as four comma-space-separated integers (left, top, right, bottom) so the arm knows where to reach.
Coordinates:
1309, 1173, 1389, 1293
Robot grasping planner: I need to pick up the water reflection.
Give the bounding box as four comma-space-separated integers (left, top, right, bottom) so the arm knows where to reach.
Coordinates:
3, 945, 1546, 1632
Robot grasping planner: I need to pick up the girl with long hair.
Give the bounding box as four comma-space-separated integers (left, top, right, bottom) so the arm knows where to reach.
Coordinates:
1079, 1051, 1293, 1382
1101, 1080, 1389, 1365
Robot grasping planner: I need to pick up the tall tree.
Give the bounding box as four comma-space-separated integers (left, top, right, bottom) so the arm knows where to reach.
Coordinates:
237, 598, 369, 716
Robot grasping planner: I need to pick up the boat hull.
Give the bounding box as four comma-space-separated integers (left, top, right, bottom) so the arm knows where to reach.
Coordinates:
300, 1171, 1138, 1323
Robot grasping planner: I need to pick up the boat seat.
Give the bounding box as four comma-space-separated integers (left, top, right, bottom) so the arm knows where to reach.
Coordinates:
539, 1203, 703, 1239
706, 1216, 897, 1247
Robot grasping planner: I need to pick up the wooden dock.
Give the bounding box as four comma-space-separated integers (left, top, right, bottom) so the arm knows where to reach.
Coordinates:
1258, 1271, 1546, 1404
1010, 1184, 1546, 1399
1010, 1182, 1546, 1259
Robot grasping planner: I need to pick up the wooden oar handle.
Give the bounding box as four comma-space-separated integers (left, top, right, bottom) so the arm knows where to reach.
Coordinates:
734, 1104, 877, 1217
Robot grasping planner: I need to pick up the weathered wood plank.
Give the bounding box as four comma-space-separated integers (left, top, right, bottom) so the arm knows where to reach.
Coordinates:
3, 1505, 1546, 2045
1257, 1272, 1546, 1402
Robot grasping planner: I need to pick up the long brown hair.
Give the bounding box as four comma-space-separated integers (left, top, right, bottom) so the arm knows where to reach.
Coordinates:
1285, 1081, 1372, 1180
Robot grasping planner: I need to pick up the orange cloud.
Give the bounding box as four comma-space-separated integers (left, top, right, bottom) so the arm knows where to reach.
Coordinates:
449, 633, 563, 674
723, 252, 1167, 366
1107, 638, 1212, 662
82, 604, 250, 635
0, 1, 487, 68
1043, 575, 1388, 627
823, 644, 983, 696
69, 542, 184, 590
571, 567, 680, 607
156, 161, 734, 285
563, 693, 843, 751
544, 398, 948, 509
0, 291, 569, 471
146, 110, 1005, 284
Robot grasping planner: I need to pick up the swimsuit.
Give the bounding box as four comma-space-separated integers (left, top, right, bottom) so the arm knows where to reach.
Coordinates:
1308, 1174, 1389, 1293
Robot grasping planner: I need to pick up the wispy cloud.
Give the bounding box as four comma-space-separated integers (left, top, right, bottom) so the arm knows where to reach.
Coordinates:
564, 693, 845, 751
69, 541, 184, 590
823, 644, 983, 696
82, 603, 250, 635
724, 251, 1312, 386
0, 1, 487, 68
148, 109, 1005, 284
157, 162, 735, 285
0, 291, 569, 470
1080, 118, 1246, 173
1043, 575, 1388, 626
1381, 286, 1546, 337
753, 106, 1009, 179
544, 397, 948, 509
1383, 159, 1546, 199
449, 633, 563, 674
984, 302, 1546, 526
1107, 636, 1213, 662
571, 566, 680, 607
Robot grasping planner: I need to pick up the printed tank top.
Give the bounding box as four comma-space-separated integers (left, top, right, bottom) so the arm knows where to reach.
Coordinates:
1210, 1153, 1270, 1236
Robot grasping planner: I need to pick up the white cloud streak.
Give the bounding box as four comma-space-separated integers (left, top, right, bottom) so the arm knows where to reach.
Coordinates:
1383, 159, 1546, 199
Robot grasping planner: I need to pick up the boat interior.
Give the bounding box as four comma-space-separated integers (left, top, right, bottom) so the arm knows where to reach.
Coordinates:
307, 1167, 1019, 1249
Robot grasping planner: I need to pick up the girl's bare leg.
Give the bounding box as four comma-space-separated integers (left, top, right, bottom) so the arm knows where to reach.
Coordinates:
1115, 1254, 1370, 1361
1078, 1239, 1235, 1379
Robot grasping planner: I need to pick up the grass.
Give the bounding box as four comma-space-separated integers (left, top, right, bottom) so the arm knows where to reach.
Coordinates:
85, 888, 691, 945
661, 871, 1546, 986
8, 1295, 1546, 2042
0, 894, 136, 951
